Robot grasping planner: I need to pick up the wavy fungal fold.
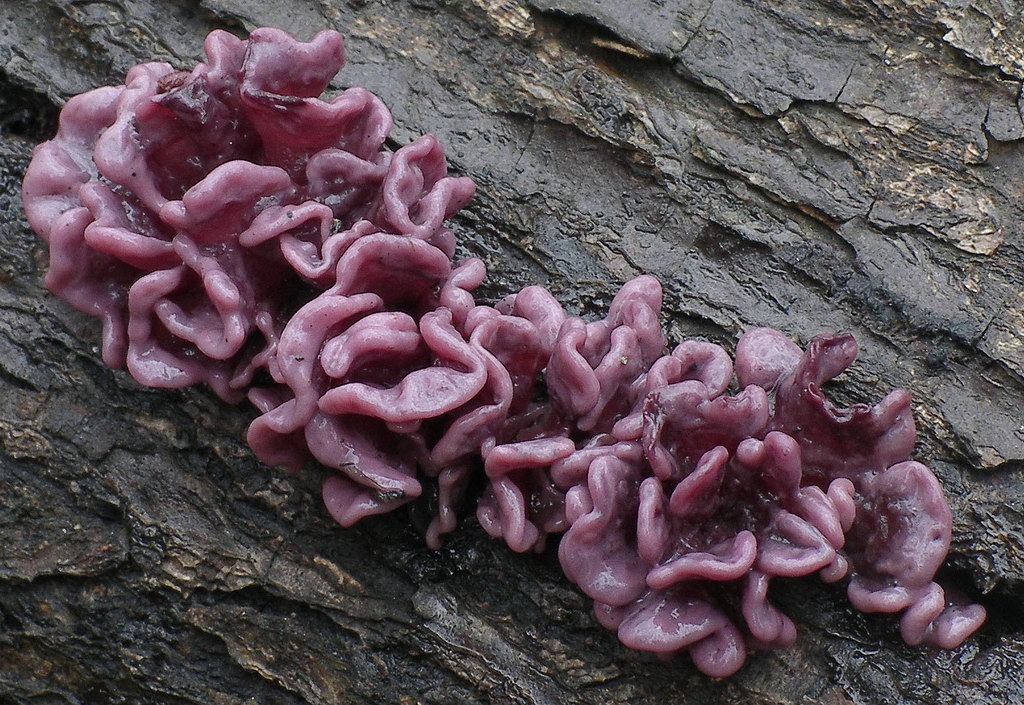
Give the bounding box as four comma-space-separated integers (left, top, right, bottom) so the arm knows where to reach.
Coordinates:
21, 26, 985, 677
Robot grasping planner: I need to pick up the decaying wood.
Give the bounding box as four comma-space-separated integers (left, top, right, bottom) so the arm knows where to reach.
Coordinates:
1, 0, 1022, 702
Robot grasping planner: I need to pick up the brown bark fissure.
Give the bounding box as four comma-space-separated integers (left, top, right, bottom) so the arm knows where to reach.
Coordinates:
1, 0, 1022, 703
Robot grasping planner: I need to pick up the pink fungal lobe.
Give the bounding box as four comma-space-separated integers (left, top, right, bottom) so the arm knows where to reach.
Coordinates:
21, 26, 985, 678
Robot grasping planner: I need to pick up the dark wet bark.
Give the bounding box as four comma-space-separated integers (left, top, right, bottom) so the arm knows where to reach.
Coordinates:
1, 0, 1022, 703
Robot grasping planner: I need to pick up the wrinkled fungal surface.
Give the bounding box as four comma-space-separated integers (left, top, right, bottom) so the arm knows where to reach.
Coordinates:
555, 327, 986, 675
21, 25, 986, 677
20, 26, 455, 401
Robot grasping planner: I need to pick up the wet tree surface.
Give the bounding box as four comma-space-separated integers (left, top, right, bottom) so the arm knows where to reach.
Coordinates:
1, 0, 1023, 702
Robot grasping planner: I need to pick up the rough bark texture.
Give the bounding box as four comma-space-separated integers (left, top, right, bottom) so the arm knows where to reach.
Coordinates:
1, 0, 1022, 703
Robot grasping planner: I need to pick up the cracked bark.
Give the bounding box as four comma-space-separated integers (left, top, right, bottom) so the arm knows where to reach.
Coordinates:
1, 0, 1023, 703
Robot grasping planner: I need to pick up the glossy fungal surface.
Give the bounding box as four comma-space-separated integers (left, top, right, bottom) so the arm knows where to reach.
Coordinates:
22, 26, 985, 677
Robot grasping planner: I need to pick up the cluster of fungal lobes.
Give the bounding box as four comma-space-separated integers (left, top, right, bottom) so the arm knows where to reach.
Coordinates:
21, 27, 986, 677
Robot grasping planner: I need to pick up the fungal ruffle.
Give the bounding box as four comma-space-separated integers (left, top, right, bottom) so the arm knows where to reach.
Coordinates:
551, 323, 985, 675
21, 26, 986, 678
19, 27, 463, 401
736, 330, 988, 649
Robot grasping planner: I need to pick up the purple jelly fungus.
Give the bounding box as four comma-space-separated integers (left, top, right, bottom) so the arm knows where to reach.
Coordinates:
22, 26, 985, 677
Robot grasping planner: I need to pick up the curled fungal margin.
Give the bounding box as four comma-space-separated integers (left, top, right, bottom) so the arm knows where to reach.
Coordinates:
22, 26, 986, 678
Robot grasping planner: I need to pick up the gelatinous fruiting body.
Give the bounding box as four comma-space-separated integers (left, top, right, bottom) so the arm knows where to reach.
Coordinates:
22, 26, 985, 677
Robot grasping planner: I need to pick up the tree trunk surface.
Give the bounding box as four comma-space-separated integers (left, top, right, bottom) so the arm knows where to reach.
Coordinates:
1, 0, 1022, 703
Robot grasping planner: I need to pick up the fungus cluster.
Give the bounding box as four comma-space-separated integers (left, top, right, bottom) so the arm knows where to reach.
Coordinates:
21, 27, 985, 677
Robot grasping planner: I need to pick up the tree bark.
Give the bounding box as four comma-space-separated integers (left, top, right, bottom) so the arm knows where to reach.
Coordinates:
1, 0, 1022, 703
